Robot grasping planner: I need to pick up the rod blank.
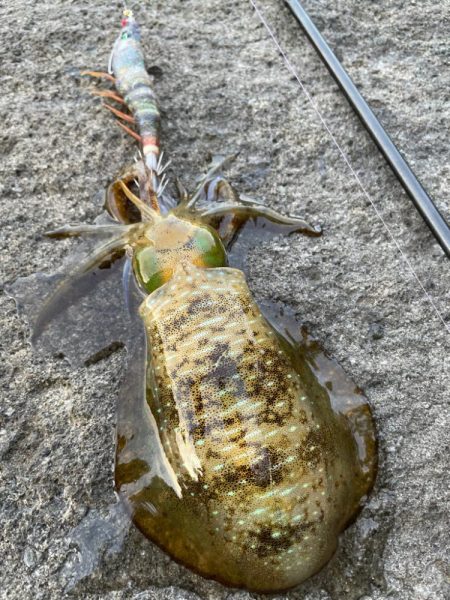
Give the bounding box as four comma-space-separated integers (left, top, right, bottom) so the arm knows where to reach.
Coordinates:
284, 0, 450, 258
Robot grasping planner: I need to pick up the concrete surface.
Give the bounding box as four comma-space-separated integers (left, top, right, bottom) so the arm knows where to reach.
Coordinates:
1, 0, 449, 599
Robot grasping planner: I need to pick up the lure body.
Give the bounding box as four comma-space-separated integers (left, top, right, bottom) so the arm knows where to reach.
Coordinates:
27, 9, 376, 593
111, 15, 160, 174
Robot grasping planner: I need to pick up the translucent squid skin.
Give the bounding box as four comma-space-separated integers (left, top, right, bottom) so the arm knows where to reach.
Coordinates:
115, 221, 375, 592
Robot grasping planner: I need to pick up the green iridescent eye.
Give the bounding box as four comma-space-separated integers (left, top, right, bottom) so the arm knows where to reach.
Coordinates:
133, 246, 167, 294
193, 228, 227, 268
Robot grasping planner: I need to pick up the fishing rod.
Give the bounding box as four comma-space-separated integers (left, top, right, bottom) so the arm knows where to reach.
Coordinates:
284, 0, 450, 258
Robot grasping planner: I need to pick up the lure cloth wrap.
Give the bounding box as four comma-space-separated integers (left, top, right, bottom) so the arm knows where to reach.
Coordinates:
111, 17, 161, 171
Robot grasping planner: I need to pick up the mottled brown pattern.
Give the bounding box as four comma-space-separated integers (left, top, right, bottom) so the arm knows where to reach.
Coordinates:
115, 263, 375, 592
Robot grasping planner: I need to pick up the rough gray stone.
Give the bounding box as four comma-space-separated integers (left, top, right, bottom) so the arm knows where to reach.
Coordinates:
1, 1, 448, 599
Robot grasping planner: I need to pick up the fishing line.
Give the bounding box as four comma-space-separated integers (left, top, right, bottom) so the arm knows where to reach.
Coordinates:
248, 0, 450, 335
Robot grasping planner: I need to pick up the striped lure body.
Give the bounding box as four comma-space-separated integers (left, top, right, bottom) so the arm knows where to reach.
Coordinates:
29, 8, 377, 593
111, 13, 160, 171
